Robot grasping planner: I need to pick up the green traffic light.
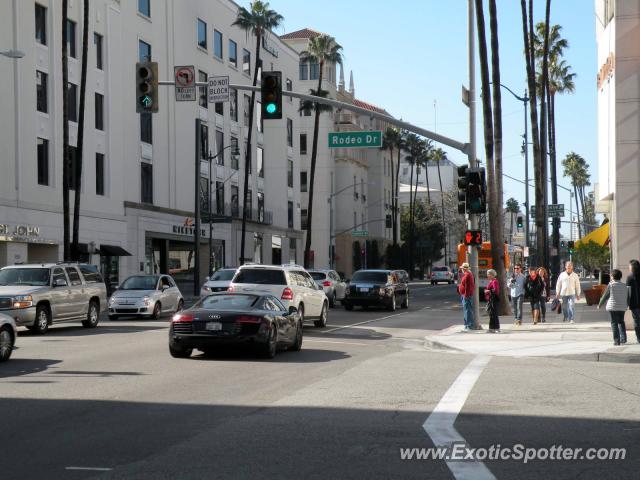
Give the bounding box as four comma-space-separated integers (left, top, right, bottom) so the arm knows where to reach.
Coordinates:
265, 103, 276, 114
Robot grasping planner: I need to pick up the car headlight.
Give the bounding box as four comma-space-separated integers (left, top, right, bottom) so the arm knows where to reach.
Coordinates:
141, 296, 151, 306
202, 286, 212, 292
13, 295, 33, 309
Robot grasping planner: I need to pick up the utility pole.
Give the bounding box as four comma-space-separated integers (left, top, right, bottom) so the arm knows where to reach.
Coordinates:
194, 119, 202, 297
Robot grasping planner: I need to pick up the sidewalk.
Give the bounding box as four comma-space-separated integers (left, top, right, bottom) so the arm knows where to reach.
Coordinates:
424, 299, 640, 363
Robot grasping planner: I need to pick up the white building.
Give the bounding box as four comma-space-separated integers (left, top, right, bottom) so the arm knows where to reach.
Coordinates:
0, 0, 303, 293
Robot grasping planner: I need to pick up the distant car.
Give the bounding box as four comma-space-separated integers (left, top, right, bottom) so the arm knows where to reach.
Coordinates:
0, 313, 16, 362
228, 264, 328, 328
200, 268, 237, 297
108, 274, 184, 320
431, 266, 455, 285
168, 293, 303, 359
308, 269, 347, 307
342, 269, 409, 311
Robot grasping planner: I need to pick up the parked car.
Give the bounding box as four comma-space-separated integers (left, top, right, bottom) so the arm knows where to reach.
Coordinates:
200, 268, 237, 297
108, 274, 184, 320
431, 266, 455, 285
169, 293, 302, 359
0, 263, 107, 334
0, 313, 16, 362
227, 264, 328, 327
342, 269, 409, 311
308, 269, 347, 307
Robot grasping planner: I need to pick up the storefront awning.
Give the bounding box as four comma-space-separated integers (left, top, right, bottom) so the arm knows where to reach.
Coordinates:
576, 222, 610, 247
99, 245, 132, 256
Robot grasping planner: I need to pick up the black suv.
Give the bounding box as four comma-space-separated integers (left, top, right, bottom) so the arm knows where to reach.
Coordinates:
343, 269, 409, 311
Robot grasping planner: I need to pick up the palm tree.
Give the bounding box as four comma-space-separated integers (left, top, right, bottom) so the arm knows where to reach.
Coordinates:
382, 127, 401, 245
505, 197, 520, 242
432, 147, 449, 265
61, 0, 71, 260
232, 1, 283, 266
71, 0, 89, 260
422, 139, 434, 205
404, 133, 422, 277
562, 152, 588, 238
299, 34, 343, 268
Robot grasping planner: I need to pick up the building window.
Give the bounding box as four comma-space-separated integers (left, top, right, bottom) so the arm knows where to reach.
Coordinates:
140, 113, 152, 143
198, 70, 208, 108
272, 235, 282, 264
138, 0, 151, 17
300, 133, 307, 155
229, 39, 237, 66
94, 33, 103, 69
287, 159, 293, 188
36, 71, 48, 113
230, 88, 238, 122
287, 118, 293, 147
231, 185, 239, 216
67, 20, 76, 58
37, 138, 49, 186
96, 153, 105, 196
353, 176, 357, 200
215, 102, 223, 115
257, 101, 263, 132
68, 146, 79, 190
257, 147, 264, 178
300, 100, 311, 117
301, 209, 308, 229
197, 19, 207, 49
300, 171, 307, 192
244, 140, 251, 174
299, 62, 308, 80
247, 189, 253, 211
243, 94, 251, 127
35, 4, 47, 45
95, 93, 104, 130
214, 30, 222, 59
231, 136, 239, 169
289, 238, 297, 263
286, 78, 292, 102
141, 162, 153, 203
68, 83, 78, 122
138, 40, 151, 62
254, 233, 263, 264
258, 192, 265, 222
310, 62, 319, 80
215, 130, 224, 165
200, 123, 208, 160
288, 201, 293, 229
243, 49, 251, 75
216, 181, 224, 214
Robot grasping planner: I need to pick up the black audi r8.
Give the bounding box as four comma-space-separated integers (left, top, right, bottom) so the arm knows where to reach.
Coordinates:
169, 293, 302, 359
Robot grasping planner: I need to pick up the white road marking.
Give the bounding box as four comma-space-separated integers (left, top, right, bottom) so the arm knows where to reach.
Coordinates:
304, 339, 368, 346
423, 355, 495, 480
323, 312, 408, 333
65, 467, 113, 472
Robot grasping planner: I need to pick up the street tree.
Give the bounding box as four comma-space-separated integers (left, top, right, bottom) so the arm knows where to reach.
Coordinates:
573, 241, 609, 278
432, 147, 449, 265
403, 133, 424, 277
232, 1, 283, 266
382, 127, 402, 246
562, 151, 589, 237
400, 201, 445, 275
506, 197, 520, 241
298, 34, 343, 268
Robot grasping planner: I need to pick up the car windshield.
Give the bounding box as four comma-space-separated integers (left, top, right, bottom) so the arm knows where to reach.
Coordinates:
351, 271, 389, 283
233, 269, 287, 285
433, 267, 449, 272
0, 268, 50, 286
197, 294, 259, 310
309, 272, 326, 280
120, 276, 158, 290
210, 270, 236, 281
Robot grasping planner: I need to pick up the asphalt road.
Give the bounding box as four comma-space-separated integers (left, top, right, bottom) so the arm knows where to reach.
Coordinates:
3, 284, 639, 479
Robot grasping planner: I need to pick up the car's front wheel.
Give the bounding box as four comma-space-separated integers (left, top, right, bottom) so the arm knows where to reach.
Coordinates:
82, 301, 100, 328
387, 294, 397, 312
32, 304, 50, 334
151, 302, 161, 320
402, 293, 409, 309
314, 303, 328, 328
291, 319, 303, 351
261, 326, 277, 359
0, 326, 14, 362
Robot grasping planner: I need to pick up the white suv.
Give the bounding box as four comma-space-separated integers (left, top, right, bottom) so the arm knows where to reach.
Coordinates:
228, 264, 329, 328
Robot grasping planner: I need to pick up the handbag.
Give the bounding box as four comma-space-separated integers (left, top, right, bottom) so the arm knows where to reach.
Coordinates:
550, 298, 562, 314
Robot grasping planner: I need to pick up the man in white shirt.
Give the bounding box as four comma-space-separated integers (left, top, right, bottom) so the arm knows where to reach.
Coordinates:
555, 261, 582, 323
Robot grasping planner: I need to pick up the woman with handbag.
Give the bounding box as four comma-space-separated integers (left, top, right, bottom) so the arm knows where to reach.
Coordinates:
537, 267, 550, 322
485, 269, 500, 333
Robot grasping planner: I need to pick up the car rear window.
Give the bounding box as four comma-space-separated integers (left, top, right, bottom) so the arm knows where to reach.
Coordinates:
309, 272, 326, 280
210, 269, 236, 281
351, 271, 389, 283
79, 265, 103, 283
198, 294, 259, 310
233, 269, 287, 285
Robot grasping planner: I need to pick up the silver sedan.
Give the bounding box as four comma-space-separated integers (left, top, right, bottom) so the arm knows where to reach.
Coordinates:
108, 275, 184, 320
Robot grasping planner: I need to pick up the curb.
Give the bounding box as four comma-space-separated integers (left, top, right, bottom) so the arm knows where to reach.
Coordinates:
423, 335, 465, 353
552, 352, 640, 364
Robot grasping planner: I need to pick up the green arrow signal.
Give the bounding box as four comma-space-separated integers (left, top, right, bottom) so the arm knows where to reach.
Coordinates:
140, 95, 152, 107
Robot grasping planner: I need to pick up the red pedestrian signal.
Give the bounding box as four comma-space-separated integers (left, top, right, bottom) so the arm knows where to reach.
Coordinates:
464, 230, 482, 246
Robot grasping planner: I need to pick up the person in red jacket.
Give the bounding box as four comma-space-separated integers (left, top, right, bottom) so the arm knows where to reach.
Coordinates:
458, 262, 475, 331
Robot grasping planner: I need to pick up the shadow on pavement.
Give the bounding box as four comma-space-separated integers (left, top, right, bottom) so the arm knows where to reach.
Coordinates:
19, 324, 166, 337
190, 347, 350, 364
0, 358, 62, 378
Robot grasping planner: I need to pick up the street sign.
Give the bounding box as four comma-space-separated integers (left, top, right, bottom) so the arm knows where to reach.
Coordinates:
512, 233, 525, 244
328, 131, 382, 148
208, 75, 229, 103
529, 204, 565, 218
174, 66, 196, 101
351, 230, 369, 237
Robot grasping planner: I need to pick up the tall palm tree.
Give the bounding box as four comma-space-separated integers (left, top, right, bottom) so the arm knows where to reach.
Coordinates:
432, 147, 449, 265
72, 0, 89, 260
505, 197, 520, 242
382, 127, 401, 245
562, 152, 587, 238
393, 130, 407, 246
422, 139, 434, 204
61, 0, 71, 260
232, 1, 283, 266
299, 34, 343, 268
404, 133, 422, 277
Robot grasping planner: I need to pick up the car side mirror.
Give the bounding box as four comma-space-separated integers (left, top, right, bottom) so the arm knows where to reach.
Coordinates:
288, 306, 298, 316
54, 278, 67, 287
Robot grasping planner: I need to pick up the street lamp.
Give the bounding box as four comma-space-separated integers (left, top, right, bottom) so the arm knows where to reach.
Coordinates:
0, 49, 25, 59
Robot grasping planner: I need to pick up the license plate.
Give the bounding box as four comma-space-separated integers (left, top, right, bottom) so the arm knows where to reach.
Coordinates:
359, 287, 369, 292
206, 322, 222, 331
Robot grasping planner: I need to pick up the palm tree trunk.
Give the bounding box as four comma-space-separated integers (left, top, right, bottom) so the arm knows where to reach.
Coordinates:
62, 0, 70, 261
389, 148, 396, 245
436, 160, 447, 265
72, 0, 89, 260
240, 33, 261, 266
408, 161, 415, 278
303, 60, 324, 268
538, 0, 551, 270
394, 147, 401, 246
424, 162, 431, 204
549, 92, 560, 276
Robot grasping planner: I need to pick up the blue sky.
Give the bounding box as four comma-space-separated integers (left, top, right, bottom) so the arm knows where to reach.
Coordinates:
255, 0, 597, 236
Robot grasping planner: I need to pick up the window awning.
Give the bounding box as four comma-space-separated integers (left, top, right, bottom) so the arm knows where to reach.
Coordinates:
576, 222, 610, 247
99, 245, 132, 256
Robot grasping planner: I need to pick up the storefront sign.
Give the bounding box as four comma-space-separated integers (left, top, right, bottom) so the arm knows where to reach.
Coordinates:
172, 218, 205, 237
597, 53, 615, 90
0, 224, 40, 237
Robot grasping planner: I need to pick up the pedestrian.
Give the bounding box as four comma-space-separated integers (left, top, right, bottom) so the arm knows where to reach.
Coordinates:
525, 266, 545, 325
508, 263, 526, 326
485, 269, 500, 333
537, 267, 550, 322
625, 259, 640, 343
458, 262, 475, 332
555, 261, 582, 323
598, 269, 629, 346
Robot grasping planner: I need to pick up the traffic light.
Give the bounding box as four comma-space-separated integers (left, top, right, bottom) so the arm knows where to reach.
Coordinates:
464, 229, 483, 246
136, 62, 159, 113
516, 215, 524, 231
457, 165, 468, 214
465, 167, 487, 214
261, 71, 282, 120
561, 240, 566, 248
568, 241, 575, 254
